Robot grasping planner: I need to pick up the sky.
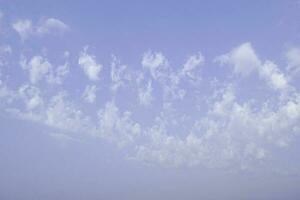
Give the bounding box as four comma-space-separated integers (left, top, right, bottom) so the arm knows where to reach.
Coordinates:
1, 0, 300, 199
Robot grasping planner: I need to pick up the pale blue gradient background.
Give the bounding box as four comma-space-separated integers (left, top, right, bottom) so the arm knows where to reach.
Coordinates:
1, 0, 300, 199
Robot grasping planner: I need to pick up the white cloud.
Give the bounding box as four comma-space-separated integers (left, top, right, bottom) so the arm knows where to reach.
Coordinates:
82, 85, 97, 103
21, 55, 52, 84
45, 92, 93, 132
215, 42, 261, 76
138, 80, 153, 106
12, 19, 33, 41
2, 39, 300, 171
37, 18, 69, 35
181, 52, 204, 79
163, 73, 186, 101
47, 62, 69, 84
135, 82, 300, 168
216, 43, 290, 92
142, 51, 169, 80
7, 90, 97, 136
141, 51, 190, 102
12, 17, 69, 40
259, 61, 288, 91
78, 47, 102, 81
98, 101, 141, 147
20, 54, 70, 85
110, 55, 132, 92
18, 84, 43, 110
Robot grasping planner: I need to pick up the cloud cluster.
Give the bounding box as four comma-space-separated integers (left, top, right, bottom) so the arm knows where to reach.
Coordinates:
98, 101, 141, 147
20, 54, 69, 85
2, 19, 300, 171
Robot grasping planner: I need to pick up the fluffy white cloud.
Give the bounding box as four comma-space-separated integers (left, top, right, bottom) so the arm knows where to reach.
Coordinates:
216, 43, 290, 92
215, 42, 261, 76
82, 85, 97, 103
142, 51, 169, 80
259, 61, 288, 91
5, 89, 95, 134
163, 73, 186, 101
21, 55, 52, 84
141, 51, 195, 103
20, 54, 69, 85
181, 52, 204, 79
110, 55, 132, 92
18, 84, 43, 110
12, 19, 33, 40
78, 47, 102, 81
47, 62, 70, 84
98, 101, 141, 147
45, 92, 95, 133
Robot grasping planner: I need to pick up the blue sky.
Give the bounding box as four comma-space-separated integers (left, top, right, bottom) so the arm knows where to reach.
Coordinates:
1, 0, 300, 199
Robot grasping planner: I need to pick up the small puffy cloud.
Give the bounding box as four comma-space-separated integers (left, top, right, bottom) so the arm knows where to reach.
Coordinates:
181, 52, 205, 79
21, 55, 52, 84
142, 51, 169, 80
215, 42, 261, 76
78, 47, 102, 81
37, 18, 69, 35
110, 55, 132, 92
138, 80, 153, 106
82, 85, 97, 103
12, 19, 33, 40
259, 61, 288, 91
